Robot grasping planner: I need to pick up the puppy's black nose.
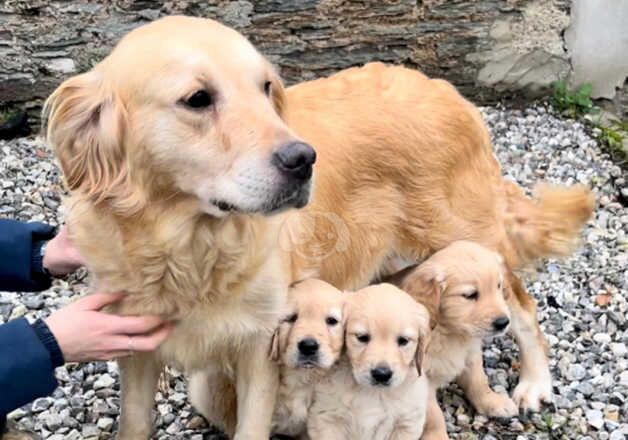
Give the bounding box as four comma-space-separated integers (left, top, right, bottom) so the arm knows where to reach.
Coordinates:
298, 338, 319, 356
492, 316, 510, 331
370, 366, 393, 385
273, 142, 316, 181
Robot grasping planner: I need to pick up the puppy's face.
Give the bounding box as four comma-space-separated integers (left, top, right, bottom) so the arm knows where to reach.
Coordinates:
271, 279, 344, 370
402, 241, 510, 338
344, 284, 430, 389
46, 16, 315, 217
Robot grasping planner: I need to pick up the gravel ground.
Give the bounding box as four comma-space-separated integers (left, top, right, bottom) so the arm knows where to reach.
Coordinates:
1, 103, 626, 440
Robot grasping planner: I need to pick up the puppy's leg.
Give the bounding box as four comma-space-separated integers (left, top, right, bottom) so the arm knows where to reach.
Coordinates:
117, 353, 161, 440
420, 388, 449, 440
189, 369, 237, 437
306, 417, 347, 440
507, 273, 553, 413
233, 335, 279, 440
456, 344, 517, 418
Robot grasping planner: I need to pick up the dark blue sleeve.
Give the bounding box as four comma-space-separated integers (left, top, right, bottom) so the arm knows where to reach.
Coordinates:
0, 219, 55, 292
0, 318, 62, 415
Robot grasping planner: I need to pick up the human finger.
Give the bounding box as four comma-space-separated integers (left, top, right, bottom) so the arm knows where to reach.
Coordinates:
108, 315, 167, 335
76, 292, 126, 311
99, 351, 133, 361
110, 324, 173, 353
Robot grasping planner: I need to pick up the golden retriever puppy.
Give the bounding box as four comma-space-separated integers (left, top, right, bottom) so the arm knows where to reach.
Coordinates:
44, 16, 316, 440
307, 284, 430, 440
386, 241, 516, 440
268, 279, 345, 438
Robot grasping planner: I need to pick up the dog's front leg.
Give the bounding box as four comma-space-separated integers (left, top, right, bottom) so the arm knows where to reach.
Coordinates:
117, 352, 162, 440
507, 273, 553, 413
233, 333, 279, 440
420, 388, 449, 440
456, 343, 517, 418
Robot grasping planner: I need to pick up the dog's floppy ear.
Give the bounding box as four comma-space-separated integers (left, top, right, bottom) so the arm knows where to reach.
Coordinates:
44, 70, 137, 213
401, 262, 445, 329
269, 326, 281, 362
414, 305, 432, 377
495, 252, 512, 300
415, 333, 427, 376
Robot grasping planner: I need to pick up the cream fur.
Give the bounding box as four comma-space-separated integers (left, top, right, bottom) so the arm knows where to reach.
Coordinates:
307, 284, 430, 440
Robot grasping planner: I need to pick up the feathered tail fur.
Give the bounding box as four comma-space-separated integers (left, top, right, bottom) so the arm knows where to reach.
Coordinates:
502, 180, 595, 268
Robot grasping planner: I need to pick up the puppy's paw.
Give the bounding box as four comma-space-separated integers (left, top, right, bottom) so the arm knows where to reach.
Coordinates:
473, 392, 518, 418
512, 373, 553, 413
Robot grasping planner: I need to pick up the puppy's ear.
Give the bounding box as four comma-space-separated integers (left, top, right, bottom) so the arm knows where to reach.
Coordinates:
401, 262, 445, 329
495, 252, 512, 300
269, 326, 281, 362
414, 303, 432, 377
415, 334, 427, 377
44, 70, 137, 213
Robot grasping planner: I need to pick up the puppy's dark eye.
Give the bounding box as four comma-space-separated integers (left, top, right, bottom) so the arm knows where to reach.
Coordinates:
356, 334, 370, 344
397, 337, 409, 347
285, 313, 298, 323
263, 81, 272, 96
497, 282, 502, 290
326, 316, 339, 326
184, 90, 213, 109
463, 290, 479, 300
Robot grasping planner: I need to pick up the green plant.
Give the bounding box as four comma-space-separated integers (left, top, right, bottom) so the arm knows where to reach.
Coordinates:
594, 121, 627, 166
551, 80, 596, 117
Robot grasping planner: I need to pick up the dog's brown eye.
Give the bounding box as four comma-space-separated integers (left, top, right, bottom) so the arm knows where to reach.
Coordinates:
184, 90, 213, 109
263, 81, 272, 96
356, 334, 370, 344
326, 316, 339, 326
397, 337, 409, 347
463, 290, 479, 300
286, 313, 298, 323
497, 282, 502, 290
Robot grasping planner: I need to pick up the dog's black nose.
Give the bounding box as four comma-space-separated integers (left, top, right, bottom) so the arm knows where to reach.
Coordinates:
492, 316, 510, 331
273, 142, 316, 180
298, 338, 319, 356
370, 366, 393, 385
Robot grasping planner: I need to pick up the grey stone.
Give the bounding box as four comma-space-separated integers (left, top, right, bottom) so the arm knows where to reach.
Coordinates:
586, 409, 605, 429
31, 397, 53, 412
93, 374, 115, 390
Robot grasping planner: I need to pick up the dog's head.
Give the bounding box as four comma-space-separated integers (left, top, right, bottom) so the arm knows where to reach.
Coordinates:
401, 241, 510, 338
270, 279, 345, 370
44, 16, 315, 217
344, 284, 430, 389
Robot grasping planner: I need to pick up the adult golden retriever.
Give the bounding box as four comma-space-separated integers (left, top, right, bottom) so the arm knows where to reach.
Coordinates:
44, 15, 594, 439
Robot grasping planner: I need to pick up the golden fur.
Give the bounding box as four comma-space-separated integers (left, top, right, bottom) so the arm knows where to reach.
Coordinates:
388, 241, 517, 440
282, 62, 593, 413
44, 16, 300, 440
307, 284, 430, 440
43, 15, 594, 438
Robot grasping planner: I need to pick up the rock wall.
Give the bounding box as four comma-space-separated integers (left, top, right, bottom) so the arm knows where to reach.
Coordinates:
0, 0, 603, 129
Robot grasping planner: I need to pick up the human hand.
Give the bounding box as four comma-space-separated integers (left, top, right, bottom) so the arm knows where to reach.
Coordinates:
43, 225, 84, 276
45, 292, 174, 362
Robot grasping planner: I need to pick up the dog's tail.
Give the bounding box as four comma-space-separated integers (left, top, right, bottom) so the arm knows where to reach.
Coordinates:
502, 180, 595, 268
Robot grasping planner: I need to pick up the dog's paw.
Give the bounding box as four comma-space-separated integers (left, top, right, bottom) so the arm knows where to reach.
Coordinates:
512, 373, 553, 413
473, 392, 518, 418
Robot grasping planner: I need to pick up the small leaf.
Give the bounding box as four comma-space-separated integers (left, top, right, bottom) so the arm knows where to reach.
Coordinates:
577, 83, 593, 97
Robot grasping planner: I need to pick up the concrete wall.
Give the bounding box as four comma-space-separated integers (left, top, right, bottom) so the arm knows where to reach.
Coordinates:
565, 0, 628, 100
